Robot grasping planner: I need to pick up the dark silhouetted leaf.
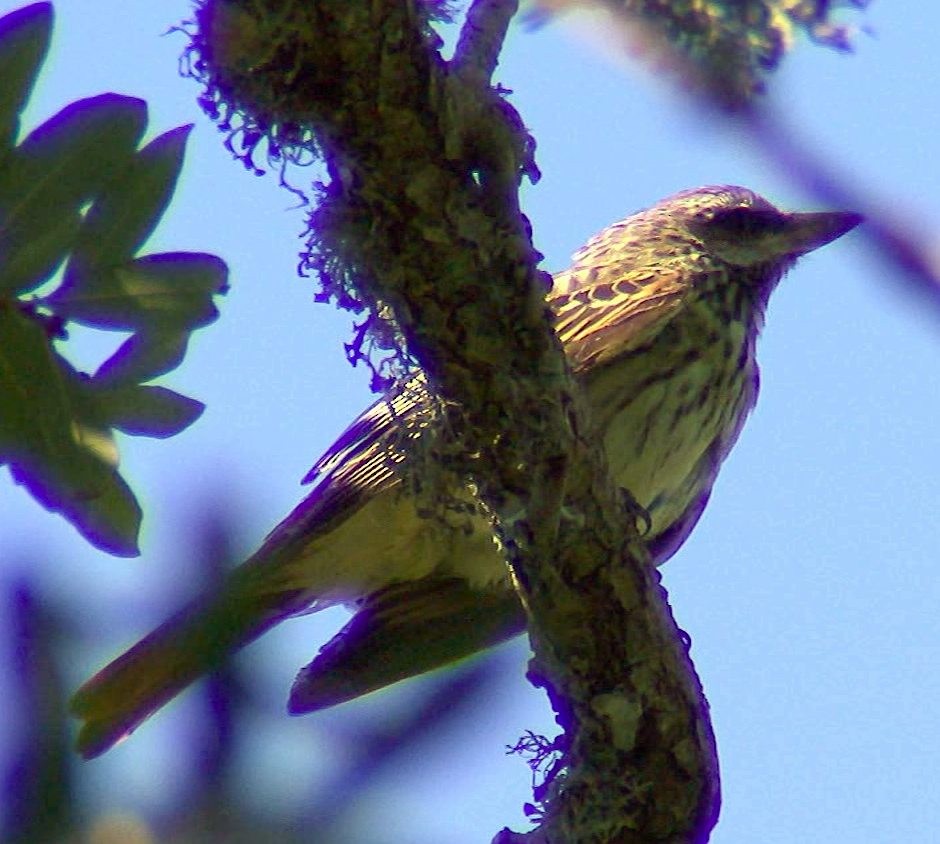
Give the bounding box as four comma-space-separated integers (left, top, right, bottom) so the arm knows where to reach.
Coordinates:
49, 251, 227, 331
0, 2, 52, 152
0, 304, 141, 555
0, 302, 76, 464
97, 384, 204, 438
0, 209, 80, 295
0, 94, 147, 294
94, 328, 190, 387
0, 11, 227, 554
61, 123, 193, 275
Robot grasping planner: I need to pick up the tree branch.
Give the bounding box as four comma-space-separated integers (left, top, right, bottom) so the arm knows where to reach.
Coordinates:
194, 0, 719, 838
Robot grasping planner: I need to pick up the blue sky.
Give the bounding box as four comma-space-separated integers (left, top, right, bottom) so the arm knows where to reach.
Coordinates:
2, 2, 938, 841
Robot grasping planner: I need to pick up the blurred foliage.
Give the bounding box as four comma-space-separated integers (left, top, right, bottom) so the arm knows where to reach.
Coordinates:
0, 3, 228, 556
1, 507, 509, 844
3, 578, 73, 844
528, 0, 869, 107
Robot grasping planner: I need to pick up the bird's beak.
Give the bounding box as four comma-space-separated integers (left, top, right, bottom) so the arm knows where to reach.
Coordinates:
782, 210, 864, 256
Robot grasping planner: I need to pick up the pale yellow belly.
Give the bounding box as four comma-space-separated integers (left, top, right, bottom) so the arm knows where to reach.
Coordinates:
254, 487, 506, 607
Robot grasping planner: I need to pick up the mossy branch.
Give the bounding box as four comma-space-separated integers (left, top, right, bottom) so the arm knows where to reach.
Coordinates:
189, 0, 719, 839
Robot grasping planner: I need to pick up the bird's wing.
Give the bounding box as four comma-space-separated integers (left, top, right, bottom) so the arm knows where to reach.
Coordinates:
299, 375, 430, 522
299, 263, 693, 522
236, 375, 437, 589
550, 263, 691, 373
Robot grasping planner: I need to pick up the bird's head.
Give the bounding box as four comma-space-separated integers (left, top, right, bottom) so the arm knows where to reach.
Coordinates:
551, 186, 863, 359
662, 185, 863, 270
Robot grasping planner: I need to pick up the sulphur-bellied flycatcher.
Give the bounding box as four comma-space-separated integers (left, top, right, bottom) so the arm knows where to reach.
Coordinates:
70, 186, 861, 758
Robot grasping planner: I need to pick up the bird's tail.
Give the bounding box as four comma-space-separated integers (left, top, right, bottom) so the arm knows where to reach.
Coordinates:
70, 569, 307, 759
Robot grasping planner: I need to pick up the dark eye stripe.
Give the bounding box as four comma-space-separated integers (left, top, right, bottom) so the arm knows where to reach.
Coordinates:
709, 206, 785, 232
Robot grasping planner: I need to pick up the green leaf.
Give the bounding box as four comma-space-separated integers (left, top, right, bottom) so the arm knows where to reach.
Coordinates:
0, 3, 53, 152
0, 300, 76, 463
9, 453, 142, 557
47, 251, 228, 332
0, 208, 80, 294
0, 302, 141, 555
64, 123, 193, 272
97, 384, 204, 438
94, 328, 190, 386
0, 94, 147, 294
0, 33, 226, 556
0, 93, 147, 206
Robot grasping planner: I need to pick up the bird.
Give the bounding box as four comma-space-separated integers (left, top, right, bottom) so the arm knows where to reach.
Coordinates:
70, 186, 862, 759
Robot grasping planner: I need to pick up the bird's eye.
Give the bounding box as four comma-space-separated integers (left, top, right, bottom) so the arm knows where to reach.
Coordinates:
708, 206, 785, 234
